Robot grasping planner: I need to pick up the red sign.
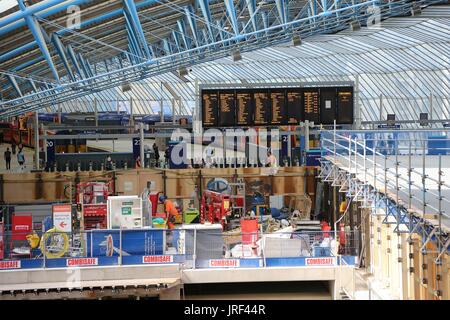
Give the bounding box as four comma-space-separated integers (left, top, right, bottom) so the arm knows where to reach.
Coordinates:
0, 260, 21, 269
83, 204, 107, 216
142, 255, 173, 264
209, 259, 240, 268
66, 258, 98, 267
305, 257, 335, 266
12, 215, 32, 241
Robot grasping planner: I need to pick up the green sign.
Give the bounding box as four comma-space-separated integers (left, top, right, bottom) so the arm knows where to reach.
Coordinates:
122, 207, 132, 215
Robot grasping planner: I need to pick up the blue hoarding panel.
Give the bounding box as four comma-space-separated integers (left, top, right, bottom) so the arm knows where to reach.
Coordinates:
265, 257, 306, 267
86, 229, 165, 257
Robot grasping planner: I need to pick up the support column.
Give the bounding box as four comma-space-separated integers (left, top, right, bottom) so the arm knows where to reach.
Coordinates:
354, 74, 362, 129
94, 97, 98, 127
140, 123, 145, 168
130, 97, 134, 133
34, 111, 39, 170
172, 98, 176, 124
160, 82, 164, 123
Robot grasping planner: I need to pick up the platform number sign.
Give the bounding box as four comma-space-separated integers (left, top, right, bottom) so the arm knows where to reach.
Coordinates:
46, 139, 56, 163
281, 135, 289, 160
132, 137, 141, 160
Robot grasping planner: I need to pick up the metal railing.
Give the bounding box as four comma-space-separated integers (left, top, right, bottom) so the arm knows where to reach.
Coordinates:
320, 129, 450, 225
0, 229, 359, 270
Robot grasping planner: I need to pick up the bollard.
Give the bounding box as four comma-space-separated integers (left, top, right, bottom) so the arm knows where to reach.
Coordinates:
89, 161, 93, 171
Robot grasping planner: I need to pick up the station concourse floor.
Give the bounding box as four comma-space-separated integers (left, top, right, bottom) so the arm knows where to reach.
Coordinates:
0, 143, 35, 173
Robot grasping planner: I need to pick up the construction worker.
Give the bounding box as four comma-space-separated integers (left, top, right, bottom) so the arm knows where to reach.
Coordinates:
159, 195, 178, 229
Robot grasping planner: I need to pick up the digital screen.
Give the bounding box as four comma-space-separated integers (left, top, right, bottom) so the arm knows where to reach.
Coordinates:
202, 91, 218, 127
336, 89, 354, 124
236, 92, 253, 126
201, 86, 354, 127
270, 91, 286, 125
287, 90, 302, 124
304, 90, 320, 123
218, 91, 235, 127
254, 91, 271, 125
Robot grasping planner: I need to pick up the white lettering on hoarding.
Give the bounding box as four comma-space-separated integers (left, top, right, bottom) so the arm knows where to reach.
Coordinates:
66, 258, 98, 267
208, 259, 240, 268
142, 255, 174, 264
305, 257, 335, 266
0, 260, 21, 269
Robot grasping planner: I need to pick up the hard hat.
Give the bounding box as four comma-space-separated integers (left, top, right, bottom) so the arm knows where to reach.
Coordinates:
159, 195, 167, 203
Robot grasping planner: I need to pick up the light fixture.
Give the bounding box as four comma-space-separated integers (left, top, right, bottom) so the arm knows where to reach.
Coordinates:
121, 83, 132, 92
232, 50, 242, 62
292, 34, 302, 46
349, 19, 360, 31
178, 67, 188, 77
411, 2, 421, 16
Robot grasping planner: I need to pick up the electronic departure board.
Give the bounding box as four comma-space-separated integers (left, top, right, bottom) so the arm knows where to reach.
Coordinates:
303, 90, 320, 123
287, 90, 302, 124
270, 91, 286, 125
236, 92, 253, 126
337, 87, 354, 124
218, 91, 235, 127
202, 91, 218, 127
320, 88, 337, 125
201, 86, 353, 127
254, 91, 271, 125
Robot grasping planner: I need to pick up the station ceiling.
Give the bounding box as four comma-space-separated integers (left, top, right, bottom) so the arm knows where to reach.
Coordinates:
0, 0, 448, 120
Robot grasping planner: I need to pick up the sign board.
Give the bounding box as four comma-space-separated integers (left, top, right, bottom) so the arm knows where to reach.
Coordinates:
305, 257, 335, 266
0, 260, 21, 269
132, 137, 140, 160
46, 139, 55, 163
377, 124, 401, 129
83, 204, 107, 216
142, 255, 173, 264
66, 258, 98, 267
209, 259, 240, 268
121, 207, 132, 215
52, 204, 72, 232
12, 215, 32, 241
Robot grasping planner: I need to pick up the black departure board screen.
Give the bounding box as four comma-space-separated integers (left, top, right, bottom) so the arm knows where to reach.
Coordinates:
201, 86, 353, 127
254, 91, 271, 125
270, 91, 286, 125
337, 87, 354, 124
236, 92, 253, 126
202, 91, 218, 127
320, 88, 337, 125
304, 90, 320, 123
287, 90, 302, 124
218, 91, 235, 127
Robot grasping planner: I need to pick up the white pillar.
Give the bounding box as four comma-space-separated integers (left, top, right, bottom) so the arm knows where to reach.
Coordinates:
140, 122, 145, 168
354, 74, 362, 129
34, 111, 39, 170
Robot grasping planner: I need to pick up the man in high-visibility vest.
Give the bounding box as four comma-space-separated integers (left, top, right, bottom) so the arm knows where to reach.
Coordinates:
159, 195, 178, 229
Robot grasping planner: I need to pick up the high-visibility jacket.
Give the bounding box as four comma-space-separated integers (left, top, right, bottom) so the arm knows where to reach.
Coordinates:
164, 200, 178, 229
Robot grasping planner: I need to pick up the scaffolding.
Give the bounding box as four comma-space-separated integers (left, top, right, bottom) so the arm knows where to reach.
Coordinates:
320, 127, 450, 297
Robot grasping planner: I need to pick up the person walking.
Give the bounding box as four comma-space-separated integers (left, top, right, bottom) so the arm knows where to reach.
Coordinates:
152, 143, 160, 167
17, 149, 25, 170
4, 147, 11, 170
11, 141, 16, 155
